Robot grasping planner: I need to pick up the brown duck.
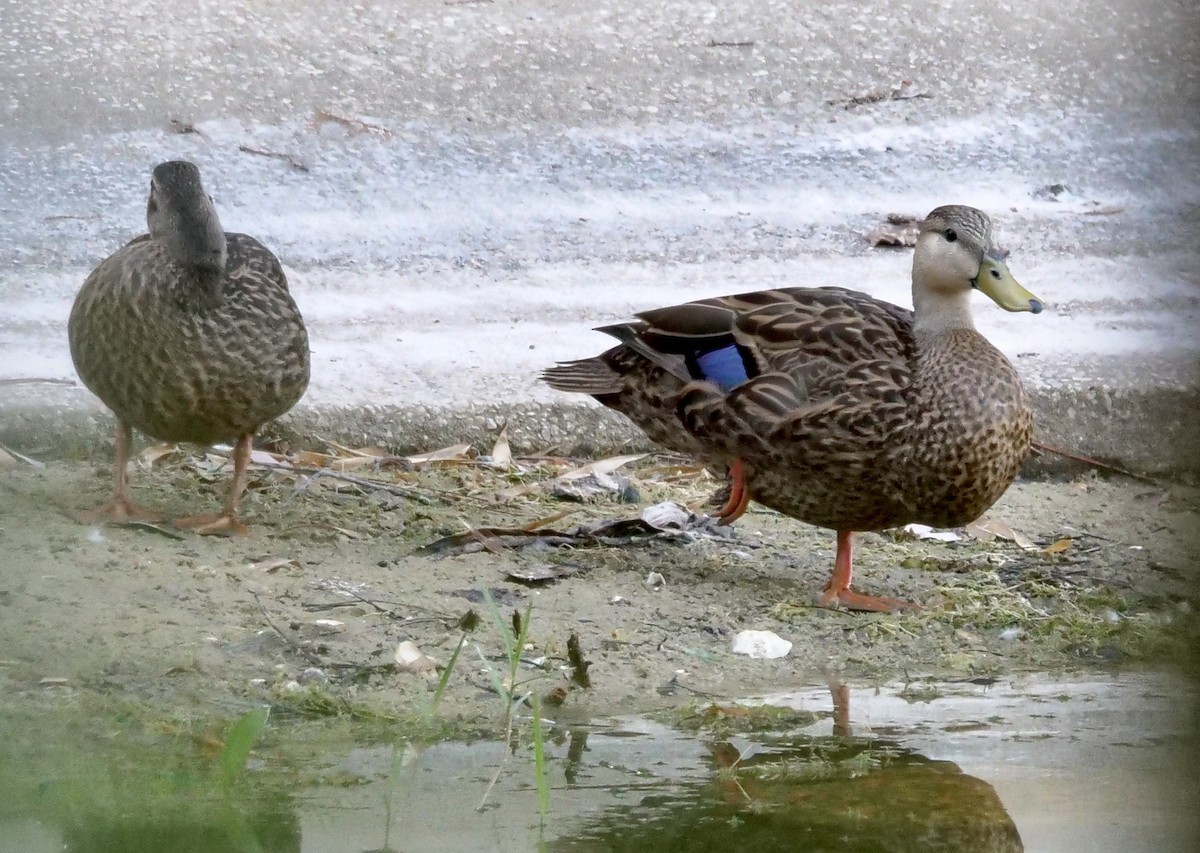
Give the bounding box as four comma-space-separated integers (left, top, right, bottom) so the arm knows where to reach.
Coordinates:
543, 206, 1043, 611
68, 160, 310, 535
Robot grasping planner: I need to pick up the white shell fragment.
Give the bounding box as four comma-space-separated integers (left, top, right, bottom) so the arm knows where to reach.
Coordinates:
640, 501, 691, 530
903, 523, 962, 542
731, 630, 793, 659
644, 571, 666, 589
394, 640, 440, 673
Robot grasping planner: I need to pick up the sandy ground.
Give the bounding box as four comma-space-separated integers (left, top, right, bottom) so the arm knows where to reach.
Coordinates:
1, 448, 1195, 728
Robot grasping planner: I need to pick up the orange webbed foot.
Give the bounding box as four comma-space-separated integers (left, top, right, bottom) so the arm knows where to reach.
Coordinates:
81, 496, 164, 525
173, 513, 250, 537
819, 586, 920, 614
714, 459, 751, 525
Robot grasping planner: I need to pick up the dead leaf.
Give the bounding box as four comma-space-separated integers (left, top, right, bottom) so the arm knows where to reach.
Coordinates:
1043, 538, 1073, 555
963, 521, 997, 542
0, 444, 42, 467
138, 444, 184, 467
404, 443, 474, 467
506, 563, 584, 583
250, 557, 301, 573
521, 508, 580, 531
489, 424, 513, 470
557, 453, 646, 481
292, 449, 337, 467
250, 448, 288, 467
965, 519, 1036, 549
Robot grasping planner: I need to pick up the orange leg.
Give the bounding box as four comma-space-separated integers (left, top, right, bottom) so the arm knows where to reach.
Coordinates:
174, 433, 252, 536
80, 421, 164, 524
819, 530, 918, 613
830, 682, 852, 738
714, 459, 751, 525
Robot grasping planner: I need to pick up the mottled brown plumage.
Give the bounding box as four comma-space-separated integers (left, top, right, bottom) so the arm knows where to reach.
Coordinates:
68, 160, 310, 534
544, 205, 1043, 610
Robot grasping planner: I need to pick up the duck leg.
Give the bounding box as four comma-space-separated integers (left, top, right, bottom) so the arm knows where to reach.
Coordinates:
174, 433, 252, 536
714, 459, 752, 524
81, 421, 163, 524
819, 530, 917, 613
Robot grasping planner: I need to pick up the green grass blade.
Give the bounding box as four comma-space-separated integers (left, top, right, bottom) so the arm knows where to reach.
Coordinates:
431, 632, 468, 717
481, 588, 517, 655
220, 707, 270, 789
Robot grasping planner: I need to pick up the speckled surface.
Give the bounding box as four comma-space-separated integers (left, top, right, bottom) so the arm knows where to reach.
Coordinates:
1, 0, 1197, 473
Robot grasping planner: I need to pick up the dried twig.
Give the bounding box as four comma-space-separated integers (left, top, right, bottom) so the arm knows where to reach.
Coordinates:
238, 145, 310, 172
828, 81, 931, 108
1030, 440, 1157, 484
251, 591, 322, 664
312, 110, 394, 138
707, 39, 755, 48
249, 458, 436, 505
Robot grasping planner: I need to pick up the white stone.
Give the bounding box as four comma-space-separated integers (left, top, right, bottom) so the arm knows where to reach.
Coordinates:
731, 630, 792, 659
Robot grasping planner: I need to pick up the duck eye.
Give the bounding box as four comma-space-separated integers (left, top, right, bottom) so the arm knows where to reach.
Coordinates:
944, 228, 958, 242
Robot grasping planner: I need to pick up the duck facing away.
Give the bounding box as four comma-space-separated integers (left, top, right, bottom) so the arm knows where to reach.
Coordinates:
543, 206, 1043, 611
69, 160, 310, 535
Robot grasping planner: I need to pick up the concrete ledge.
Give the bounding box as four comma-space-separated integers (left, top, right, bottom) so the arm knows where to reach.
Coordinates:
3, 383, 1197, 480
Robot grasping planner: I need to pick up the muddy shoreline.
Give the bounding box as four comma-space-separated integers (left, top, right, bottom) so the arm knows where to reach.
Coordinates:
1, 448, 1194, 733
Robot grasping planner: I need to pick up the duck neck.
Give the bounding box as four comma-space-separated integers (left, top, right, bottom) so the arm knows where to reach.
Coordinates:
149, 198, 228, 278
911, 286, 976, 338
159, 226, 227, 300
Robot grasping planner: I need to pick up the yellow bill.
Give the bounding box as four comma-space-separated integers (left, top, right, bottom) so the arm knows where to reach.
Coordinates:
974, 255, 1043, 313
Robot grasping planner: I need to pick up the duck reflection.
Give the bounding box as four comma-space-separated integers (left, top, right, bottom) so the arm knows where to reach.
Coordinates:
55, 790, 300, 853
556, 684, 1022, 853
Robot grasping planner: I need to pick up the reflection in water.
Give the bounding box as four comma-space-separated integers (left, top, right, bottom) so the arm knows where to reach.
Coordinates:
0, 711, 302, 853
4, 675, 1192, 851
557, 685, 1021, 853
59, 796, 301, 853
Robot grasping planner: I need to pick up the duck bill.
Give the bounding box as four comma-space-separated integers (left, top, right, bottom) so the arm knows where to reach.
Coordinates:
974, 256, 1044, 314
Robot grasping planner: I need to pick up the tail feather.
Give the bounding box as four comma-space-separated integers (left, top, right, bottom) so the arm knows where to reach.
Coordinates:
541, 358, 625, 395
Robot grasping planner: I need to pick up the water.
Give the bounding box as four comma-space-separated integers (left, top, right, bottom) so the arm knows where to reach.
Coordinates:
2, 673, 1195, 852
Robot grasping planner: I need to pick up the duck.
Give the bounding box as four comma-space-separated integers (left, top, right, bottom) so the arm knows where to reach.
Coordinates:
543, 205, 1043, 611
68, 160, 310, 535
